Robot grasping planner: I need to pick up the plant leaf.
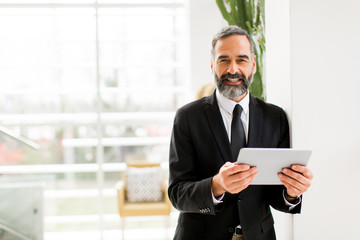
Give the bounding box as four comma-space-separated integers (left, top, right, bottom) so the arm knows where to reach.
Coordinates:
237, 0, 249, 31
216, 0, 235, 25
229, 0, 240, 24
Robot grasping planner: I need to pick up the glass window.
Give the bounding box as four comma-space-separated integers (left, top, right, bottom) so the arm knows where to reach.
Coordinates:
0, 1, 187, 239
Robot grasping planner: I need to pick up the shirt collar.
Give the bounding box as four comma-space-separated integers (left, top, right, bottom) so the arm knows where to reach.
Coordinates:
216, 89, 250, 116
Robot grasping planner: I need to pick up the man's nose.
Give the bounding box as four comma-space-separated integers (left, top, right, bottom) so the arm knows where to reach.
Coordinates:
227, 61, 238, 74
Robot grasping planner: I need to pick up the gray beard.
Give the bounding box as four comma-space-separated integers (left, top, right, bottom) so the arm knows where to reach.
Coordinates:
214, 72, 253, 99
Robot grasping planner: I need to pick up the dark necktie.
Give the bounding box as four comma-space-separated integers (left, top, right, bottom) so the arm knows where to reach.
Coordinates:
231, 104, 246, 162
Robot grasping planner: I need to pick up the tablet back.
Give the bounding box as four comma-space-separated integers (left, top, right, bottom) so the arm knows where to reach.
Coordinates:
237, 148, 312, 185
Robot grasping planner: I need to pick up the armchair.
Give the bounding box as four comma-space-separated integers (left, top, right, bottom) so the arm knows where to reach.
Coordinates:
115, 161, 172, 239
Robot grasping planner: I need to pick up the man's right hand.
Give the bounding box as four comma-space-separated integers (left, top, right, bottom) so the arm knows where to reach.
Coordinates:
211, 162, 258, 197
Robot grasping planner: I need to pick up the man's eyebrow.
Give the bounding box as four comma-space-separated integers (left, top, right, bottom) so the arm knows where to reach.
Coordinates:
237, 55, 250, 59
217, 54, 250, 60
217, 55, 229, 60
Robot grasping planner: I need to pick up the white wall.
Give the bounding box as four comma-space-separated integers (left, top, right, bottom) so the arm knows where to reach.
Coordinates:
289, 0, 360, 239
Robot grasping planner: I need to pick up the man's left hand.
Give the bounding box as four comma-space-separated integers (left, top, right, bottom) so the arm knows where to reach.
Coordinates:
278, 165, 313, 198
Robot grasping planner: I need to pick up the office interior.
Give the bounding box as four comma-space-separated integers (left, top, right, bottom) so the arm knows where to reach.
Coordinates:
0, 0, 359, 240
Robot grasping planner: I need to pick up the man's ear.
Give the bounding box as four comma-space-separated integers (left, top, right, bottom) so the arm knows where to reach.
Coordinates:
252, 55, 257, 74
211, 59, 214, 74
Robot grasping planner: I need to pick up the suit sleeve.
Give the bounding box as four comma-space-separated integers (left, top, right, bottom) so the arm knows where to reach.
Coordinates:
167, 108, 216, 215
277, 108, 290, 148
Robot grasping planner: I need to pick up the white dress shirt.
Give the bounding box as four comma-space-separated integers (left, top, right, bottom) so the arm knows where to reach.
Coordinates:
216, 90, 250, 144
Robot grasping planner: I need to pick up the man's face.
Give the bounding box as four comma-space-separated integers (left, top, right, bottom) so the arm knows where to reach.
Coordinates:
211, 35, 256, 101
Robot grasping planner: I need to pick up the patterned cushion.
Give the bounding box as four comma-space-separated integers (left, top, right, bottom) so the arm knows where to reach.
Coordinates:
126, 167, 163, 202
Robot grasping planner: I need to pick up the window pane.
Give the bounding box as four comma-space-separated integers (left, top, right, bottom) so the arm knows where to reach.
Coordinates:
98, 7, 186, 112
0, 8, 97, 114
104, 145, 169, 163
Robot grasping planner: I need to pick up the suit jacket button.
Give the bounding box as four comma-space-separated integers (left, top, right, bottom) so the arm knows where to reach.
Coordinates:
228, 227, 234, 233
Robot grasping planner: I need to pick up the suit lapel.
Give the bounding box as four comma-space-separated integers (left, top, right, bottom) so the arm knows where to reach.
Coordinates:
247, 95, 263, 147
204, 92, 233, 163
203, 93, 263, 163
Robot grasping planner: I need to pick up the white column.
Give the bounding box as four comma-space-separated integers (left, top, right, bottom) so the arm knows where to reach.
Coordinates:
265, 1, 293, 240
289, 0, 360, 239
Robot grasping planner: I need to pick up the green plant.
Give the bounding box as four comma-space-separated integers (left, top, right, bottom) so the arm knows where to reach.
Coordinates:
216, 0, 265, 99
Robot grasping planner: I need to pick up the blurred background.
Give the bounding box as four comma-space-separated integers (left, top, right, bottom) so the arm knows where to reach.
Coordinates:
1, 0, 360, 240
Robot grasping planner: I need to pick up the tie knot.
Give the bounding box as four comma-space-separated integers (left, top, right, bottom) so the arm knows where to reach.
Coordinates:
233, 104, 243, 116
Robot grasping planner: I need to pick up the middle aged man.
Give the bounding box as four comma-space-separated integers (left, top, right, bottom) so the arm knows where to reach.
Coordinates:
168, 26, 313, 240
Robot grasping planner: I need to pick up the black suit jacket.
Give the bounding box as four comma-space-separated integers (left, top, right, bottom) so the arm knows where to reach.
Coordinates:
168, 92, 301, 240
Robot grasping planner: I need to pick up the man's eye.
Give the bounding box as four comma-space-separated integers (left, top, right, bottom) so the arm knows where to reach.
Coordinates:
219, 59, 228, 63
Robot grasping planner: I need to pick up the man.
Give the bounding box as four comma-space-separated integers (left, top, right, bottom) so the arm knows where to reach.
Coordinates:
168, 26, 313, 240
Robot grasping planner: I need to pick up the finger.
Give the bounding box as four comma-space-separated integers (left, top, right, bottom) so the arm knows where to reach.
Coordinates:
282, 168, 311, 186
278, 174, 302, 195
226, 164, 251, 175
225, 168, 257, 191
223, 162, 233, 167
291, 165, 313, 180
232, 167, 258, 183
232, 171, 258, 193
235, 164, 251, 172
220, 167, 257, 193
281, 181, 302, 197
219, 162, 238, 177
278, 173, 309, 194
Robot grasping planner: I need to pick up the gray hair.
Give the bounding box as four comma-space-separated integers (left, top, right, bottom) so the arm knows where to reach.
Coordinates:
211, 25, 254, 59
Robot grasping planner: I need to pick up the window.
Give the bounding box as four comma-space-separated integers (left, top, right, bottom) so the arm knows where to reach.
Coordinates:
0, 1, 188, 239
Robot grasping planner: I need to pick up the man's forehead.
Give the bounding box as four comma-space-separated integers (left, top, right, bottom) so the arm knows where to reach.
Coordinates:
214, 35, 252, 56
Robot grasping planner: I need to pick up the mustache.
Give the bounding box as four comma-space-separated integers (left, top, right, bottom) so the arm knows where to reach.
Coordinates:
220, 73, 246, 81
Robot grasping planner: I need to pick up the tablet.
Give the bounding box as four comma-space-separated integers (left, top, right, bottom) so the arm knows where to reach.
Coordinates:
236, 148, 312, 185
